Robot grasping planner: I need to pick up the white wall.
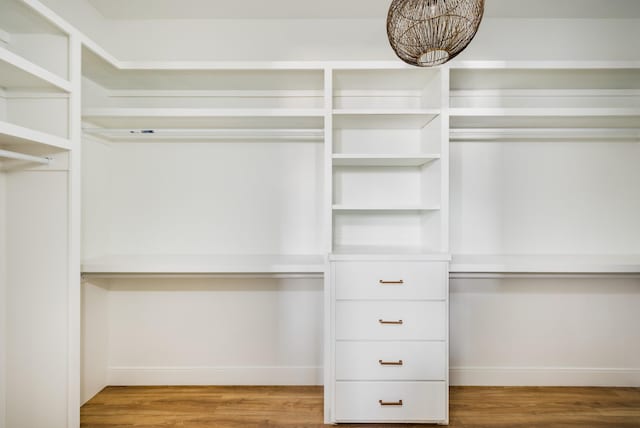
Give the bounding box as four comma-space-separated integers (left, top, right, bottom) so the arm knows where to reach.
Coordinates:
32, 3, 640, 63
103, 18, 640, 62
84, 140, 323, 257
450, 277, 640, 386
81, 136, 111, 260
451, 141, 640, 255
104, 277, 323, 386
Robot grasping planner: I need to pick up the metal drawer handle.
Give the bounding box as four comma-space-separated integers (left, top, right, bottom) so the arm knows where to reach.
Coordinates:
379, 279, 404, 285
379, 400, 403, 406
379, 319, 403, 325
379, 359, 404, 366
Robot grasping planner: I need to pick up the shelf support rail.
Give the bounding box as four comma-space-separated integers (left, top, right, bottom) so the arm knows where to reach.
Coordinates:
0, 149, 51, 165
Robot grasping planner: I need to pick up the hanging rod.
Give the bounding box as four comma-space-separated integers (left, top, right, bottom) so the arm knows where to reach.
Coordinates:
0, 149, 51, 165
83, 128, 325, 142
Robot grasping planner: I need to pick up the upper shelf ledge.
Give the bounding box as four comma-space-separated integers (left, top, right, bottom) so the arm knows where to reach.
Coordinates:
81, 254, 326, 276
450, 254, 640, 274
0, 45, 71, 93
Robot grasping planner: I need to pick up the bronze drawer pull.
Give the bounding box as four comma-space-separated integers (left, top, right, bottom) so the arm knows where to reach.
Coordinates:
379, 279, 404, 285
379, 319, 403, 325
379, 359, 404, 366
379, 400, 403, 406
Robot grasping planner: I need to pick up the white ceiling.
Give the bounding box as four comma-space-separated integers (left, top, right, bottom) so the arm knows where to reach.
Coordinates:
87, 0, 640, 20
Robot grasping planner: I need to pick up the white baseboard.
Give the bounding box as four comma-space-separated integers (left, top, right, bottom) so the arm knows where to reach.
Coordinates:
108, 366, 323, 386
107, 366, 640, 387
450, 366, 640, 387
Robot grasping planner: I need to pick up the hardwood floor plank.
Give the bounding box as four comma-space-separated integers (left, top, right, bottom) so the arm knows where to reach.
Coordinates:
81, 386, 640, 428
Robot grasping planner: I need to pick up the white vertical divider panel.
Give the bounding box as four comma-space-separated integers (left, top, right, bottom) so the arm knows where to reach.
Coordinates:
440, 68, 450, 255
323, 66, 334, 424
67, 34, 82, 428
0, 171, 6, 428
440, 67, 451, 424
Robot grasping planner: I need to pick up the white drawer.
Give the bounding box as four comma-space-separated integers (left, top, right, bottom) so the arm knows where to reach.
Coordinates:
334, 261, 447, 301
336, 341, 446, 381
336, 301, 446, 341
335, 381, 447, 423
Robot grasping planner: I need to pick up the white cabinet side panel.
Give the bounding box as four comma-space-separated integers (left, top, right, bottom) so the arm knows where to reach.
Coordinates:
0, 172, 6, 428
81, 281, 108, 404
6, 171, 69, 428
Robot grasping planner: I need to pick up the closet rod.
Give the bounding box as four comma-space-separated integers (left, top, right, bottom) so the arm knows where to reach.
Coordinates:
0, 149, 51, 165
83, 128, 325, 141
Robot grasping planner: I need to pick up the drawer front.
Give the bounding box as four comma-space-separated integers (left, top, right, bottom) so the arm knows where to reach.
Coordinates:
336, 341, 446, 381
334, 261, 447, 301
336, 301, 446, 341
335, 381, 447, 422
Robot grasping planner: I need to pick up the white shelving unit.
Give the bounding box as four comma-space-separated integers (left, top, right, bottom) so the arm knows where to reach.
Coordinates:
0, 1, 638, 426
326, 67, 450, 424
0, 1, 79, 428
449, 62, 640, 284
450, 62, 640, 140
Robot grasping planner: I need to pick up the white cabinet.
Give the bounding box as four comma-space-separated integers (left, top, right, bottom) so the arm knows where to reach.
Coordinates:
327, 67, 450, 424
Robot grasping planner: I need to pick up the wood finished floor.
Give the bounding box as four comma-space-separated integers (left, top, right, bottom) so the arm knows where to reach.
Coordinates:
81, 386, 640, 428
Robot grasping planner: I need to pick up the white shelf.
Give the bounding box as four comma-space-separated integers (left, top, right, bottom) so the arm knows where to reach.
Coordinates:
331, 246, 451, 261
0, 120, 71, 152
450, 128, 640, 142
82, 49, 325, 91
81, 254, 326, 276
333, 109, 440, 129
450, 108, 640, 129
450, 66, 640, 91
0, 45, 71, 92
332, 154, 440, 167
450, 254, 640, 274
82, 108, 325, 130
332, 204, 440, 212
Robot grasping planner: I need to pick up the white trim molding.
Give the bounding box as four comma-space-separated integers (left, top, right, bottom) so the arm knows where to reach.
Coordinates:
450, 367, 640, 387
108, 366, 323, 386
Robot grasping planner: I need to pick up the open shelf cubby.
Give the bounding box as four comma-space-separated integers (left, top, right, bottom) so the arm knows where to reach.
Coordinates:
0, 0, 71, 157
330, 67, 447, 256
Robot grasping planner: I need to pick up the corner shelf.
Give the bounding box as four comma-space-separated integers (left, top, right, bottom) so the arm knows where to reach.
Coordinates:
450, 254, 640, 275
0, 45, 71, 93
333, 109, 440, 129
332, 154, 440, 167
81, 254, 326, 277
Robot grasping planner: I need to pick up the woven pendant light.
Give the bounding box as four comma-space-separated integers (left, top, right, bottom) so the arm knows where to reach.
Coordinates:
387, 0, 484, 67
